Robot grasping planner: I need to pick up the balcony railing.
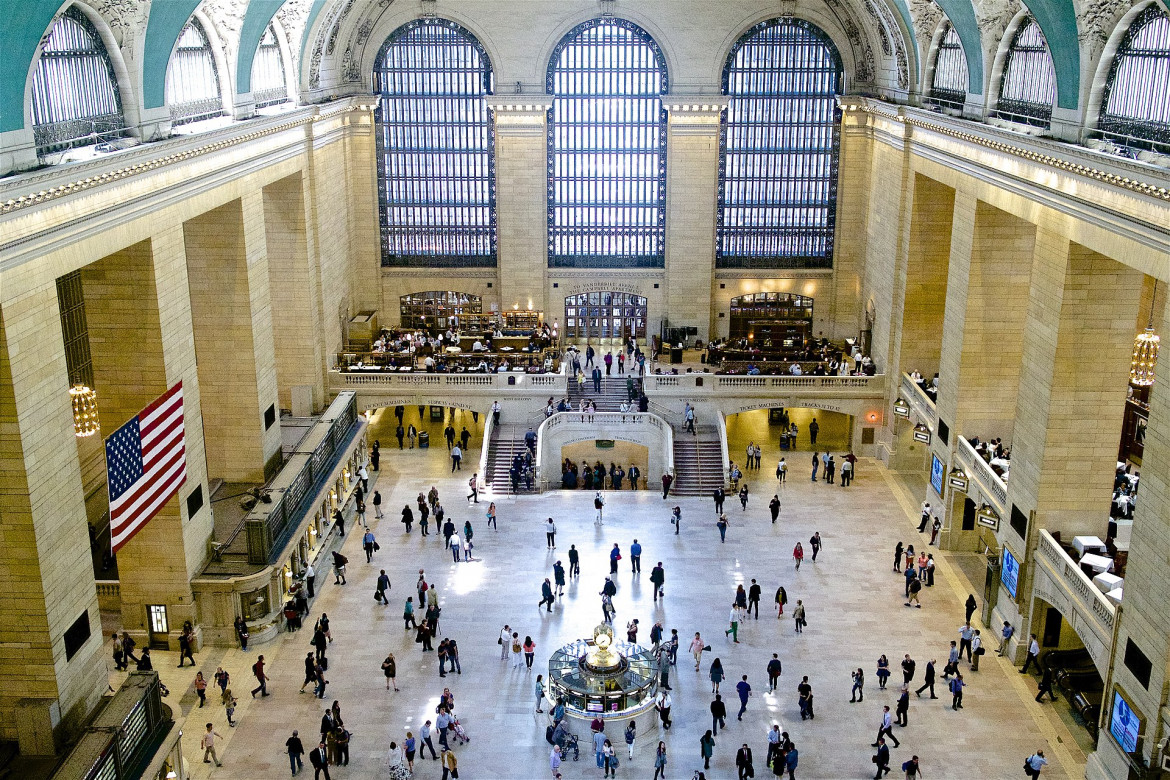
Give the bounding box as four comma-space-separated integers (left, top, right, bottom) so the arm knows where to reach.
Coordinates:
535, 411, 673, 493
331, 370, 566, 393
955, 435, 1008, 516
900, 373, 937, 425
1036, 529, 1117, 633
643, 373, 884, 396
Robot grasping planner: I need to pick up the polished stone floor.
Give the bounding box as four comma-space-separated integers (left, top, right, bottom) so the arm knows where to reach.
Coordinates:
118, 407, 1084, 779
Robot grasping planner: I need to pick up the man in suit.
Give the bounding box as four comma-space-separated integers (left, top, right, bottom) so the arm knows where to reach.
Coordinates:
872, 737, 891, 778
736, 743, 754, 780
309, 742, 330, 780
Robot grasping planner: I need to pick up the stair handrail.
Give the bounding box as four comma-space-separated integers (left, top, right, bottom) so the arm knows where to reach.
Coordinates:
715, 409, 730, 488
478, 404, 496, 485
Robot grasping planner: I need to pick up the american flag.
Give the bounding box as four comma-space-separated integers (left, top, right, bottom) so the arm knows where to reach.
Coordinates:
106, 383, 187, 554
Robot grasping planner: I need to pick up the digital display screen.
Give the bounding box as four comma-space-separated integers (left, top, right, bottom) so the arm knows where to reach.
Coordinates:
1110, 690, 1140, 754
1001, 547, 1019, 598
931, 455, 945, 497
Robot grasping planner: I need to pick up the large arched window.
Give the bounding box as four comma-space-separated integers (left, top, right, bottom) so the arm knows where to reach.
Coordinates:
717, 20, 842, 269
1099, 6, 1170, 154
165, 19, 224, 125
374, 19, 496, 267
996, 17, 1055, 127
30, 7, 126, 156
547, 19, 668, 269
929, 22, 968, 109
251, 25, 288, 109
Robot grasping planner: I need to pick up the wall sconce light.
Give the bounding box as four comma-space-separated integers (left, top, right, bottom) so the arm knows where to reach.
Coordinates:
329, 488, 337, 508
514, 303, 520, 311
893, 398, 910, 419
70, 384, 99, 437
912, 423, 931, 443
976, 503, 1000, 529
948, 467, 969, 492
867, 412, 878, 422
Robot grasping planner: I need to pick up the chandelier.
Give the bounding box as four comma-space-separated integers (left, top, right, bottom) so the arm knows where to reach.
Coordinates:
1131, 280, 1160, 386
70, 384, 99, 437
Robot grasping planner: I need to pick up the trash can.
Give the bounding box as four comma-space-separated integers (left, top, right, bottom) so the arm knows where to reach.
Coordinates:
419, 431, 430, 449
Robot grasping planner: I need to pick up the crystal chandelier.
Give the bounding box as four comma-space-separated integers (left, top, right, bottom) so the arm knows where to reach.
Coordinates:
1131, 280, 1160, 386
70, 384, 99, 437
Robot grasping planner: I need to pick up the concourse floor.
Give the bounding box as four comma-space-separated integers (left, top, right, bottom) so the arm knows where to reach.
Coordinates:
124, 410, 1084, 779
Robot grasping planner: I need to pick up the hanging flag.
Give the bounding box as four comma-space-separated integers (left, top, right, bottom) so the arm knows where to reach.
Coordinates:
106, 382, 186, 554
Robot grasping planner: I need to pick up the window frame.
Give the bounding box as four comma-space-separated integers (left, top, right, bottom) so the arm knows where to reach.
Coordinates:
165, 18, 225, 125
251, 24, 289, 109
545, 18, 669, 269
716, 19, 843, 270
995, 17, 1056, 128
373, 18, 498, 268
928, 22, 969, 110
1098, 5, 1170, 155
30, 6, 126, 157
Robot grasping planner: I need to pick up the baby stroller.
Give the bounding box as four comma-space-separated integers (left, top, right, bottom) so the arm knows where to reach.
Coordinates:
547, 720, 579, 761
450, 717, 470, 745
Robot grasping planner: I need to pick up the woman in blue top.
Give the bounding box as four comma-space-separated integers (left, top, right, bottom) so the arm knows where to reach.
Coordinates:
653, 741, 668, 780
876, 654, 891, 689
710, 658, 725, 694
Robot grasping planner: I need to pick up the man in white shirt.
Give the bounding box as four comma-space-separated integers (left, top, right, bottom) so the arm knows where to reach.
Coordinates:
1020, 634, 1041, 674
872, 705, 899, 748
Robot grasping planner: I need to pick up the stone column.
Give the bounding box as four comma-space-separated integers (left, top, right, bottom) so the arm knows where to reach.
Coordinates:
1098, 291, 1170, 778
0, 289, 106, 750
264, 174, 325, 413
80, 230, 212, 648
897, 175, 955, 379
935, 197, 1034, 440
1007, 232, 1143, 538
831, 105, 874, 342
489, 98, 552, 316
183, 198, 282, 482
663, 100, 724, 343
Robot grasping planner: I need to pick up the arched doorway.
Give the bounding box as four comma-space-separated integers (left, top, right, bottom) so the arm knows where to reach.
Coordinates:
564, 292, 647, 342
400, 291, 482, 330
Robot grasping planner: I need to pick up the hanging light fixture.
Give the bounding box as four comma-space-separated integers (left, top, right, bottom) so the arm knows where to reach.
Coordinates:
1131, 280, 1160, 386
70, 384, 99, 437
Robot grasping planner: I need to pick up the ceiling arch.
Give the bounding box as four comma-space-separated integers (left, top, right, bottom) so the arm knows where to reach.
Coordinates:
237, 0, 288, 94
1023, 0, 1081, 108
1, 0, 69, 133
141, 0, 202, 110
933, 0, 985, 93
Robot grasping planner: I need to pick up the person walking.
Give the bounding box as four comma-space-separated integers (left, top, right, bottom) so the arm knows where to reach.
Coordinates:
535, 674, 546, 713
748, 579, 762, 619
193, 671, 207, 707
873, 706, 900, 748
440, 747, 458, 780
524, 636, 536, 670
700, 730, 716, 770
710, 658, 725, 695
655, 689, 673, 729
653, 741, 668, 780
809, 532, 822, 562
1025, 750, 1049, 778
1035, 666, 1058, 702
382, 653, 398, 691
776, 458, 787, 483
768, 653, 784, 692
568, 545, 580, 578
873, 738, 891, 779
769, 494, 781, 524
851, 668, 864, 702
726, 603, 741, 643
949, 672, 965, 709
739, 484, 749, 511
711, 693, 727, 735
690, 632, 706, 670
545, 518, 556, 549
736, 743, 754, 780
250, 655, 269, 698
736, 674, 752, 720
964, 593, 978, 623
201, 723, 223, 766
624, 720, 636, 759
363, 529, 377, 563
798, 676, 814, 721
713, 487, 725, 514
895, 685, 910, 726
901, 655, 916, 685
793, 600, 806, 633
1021, 634, 1041, 674
915, 659, 937, 698
602, 738, 617, 778
662, 472, 673, 499
539, 578, 555, 612
419, 721, 439, 760
793, 542, 804, 569
775, 585, 788, 617
286, 730, 305, 776
308, 742, 330, 780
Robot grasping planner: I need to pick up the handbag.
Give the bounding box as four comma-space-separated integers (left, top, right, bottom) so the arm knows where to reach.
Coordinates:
703, 645, 712, 651
374, 590, 383, 601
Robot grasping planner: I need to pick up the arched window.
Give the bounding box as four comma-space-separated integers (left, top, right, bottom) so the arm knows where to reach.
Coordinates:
1099, 6, 1170, 154
718, 20, 841, 270
929, 22, 968, 109
547, 19, 668, 269
165, 19, 224, 125
996, 17, 1055, 127
30, 7, 125, 156
374, 20, 496, 267
251, 25, 288, 108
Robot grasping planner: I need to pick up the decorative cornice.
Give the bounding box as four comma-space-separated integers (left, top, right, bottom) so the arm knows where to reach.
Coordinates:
0, 101, 375, 217
839, 98, 1170, 203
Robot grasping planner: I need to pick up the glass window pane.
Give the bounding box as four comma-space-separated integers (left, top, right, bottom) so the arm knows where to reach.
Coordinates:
1099, 7, 1170, 154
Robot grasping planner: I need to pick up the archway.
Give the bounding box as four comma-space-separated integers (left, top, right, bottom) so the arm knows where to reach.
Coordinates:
724, 407, 853, 470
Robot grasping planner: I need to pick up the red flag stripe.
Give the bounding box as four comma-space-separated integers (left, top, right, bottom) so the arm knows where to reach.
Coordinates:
111, 468, 186, 550
111, 461, 187, 548
111, 445, 185, 515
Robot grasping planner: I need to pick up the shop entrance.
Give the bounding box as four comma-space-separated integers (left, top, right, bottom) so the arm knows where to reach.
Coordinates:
724, 407, 853, 466
564, 292, 647, 344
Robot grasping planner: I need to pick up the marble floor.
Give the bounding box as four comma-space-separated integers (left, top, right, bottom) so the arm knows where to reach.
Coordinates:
119, 407, 1085, 779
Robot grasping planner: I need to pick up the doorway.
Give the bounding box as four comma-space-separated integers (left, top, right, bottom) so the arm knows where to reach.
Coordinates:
564, 292, 647, 343
147, 604, 169, 649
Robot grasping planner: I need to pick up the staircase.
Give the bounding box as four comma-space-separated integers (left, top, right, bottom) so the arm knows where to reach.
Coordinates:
670, 433, 726, 496
485, 423, 538, 494
567, 370, 642, 411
